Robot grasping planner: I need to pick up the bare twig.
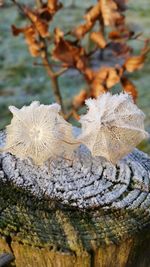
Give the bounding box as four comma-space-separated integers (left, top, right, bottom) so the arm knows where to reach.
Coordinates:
55, 67, 68, 77
10, 0, 149, 122
11, 0, 25, 13
42, 46, 65, 111
64, 109, 80, 120
11, 0, 65, 113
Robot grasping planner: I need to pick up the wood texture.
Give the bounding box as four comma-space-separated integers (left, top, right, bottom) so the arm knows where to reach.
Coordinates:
0, 252, 14, 267
0, 130, 150, 267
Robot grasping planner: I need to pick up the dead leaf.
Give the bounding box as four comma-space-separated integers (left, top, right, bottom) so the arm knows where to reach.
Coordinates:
89, 68, 108, 98
84, 68, 95, 82
109, 29, 134, 41
38, 0, 62, 22
91, 82, 106, 98
35, 19, 49, 38
73, 3, 101, 39
54, 27, 64, 43
88, 67, 121, 98
126, 41, 150, 72
38, 7, 53, 22
53, 29, 87, 70
84, 3, 101, 22
99, 0, 121, 26
73, 89, 88, 109
121, 76, 138, 101
12, 25, 41, 57
24, 7, 49, 38
90, 31, 107, 49
47, 0, 62, 11
53, 39, 85, 67
12, 24, 25, 36
73, 21, 94, 39
106, 67, 121, 88
109, 30, 121, 40
124, 54, 147, 72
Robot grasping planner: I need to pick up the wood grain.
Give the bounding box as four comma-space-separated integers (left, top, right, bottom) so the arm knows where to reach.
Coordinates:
0, 130, 150, 266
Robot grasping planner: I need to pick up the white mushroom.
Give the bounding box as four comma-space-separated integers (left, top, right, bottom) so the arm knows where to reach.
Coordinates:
78, 93, 149, 164
3, 101, 79, 165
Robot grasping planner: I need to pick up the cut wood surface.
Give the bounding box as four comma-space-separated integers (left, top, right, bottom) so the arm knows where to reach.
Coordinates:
0, 130, 150, 267
0, 252, 14, 267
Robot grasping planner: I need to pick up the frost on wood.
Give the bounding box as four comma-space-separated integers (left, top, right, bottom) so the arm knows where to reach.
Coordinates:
79, 93, 149, 164
0, 130, 150, 210
2, 101, 78, 165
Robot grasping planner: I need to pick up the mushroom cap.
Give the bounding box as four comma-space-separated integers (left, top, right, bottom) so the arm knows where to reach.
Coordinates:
79, 93, 149, 164
4, 101, 78, 165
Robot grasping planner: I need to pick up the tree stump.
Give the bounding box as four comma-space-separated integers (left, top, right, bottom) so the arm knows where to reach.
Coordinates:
0, 130, 150, 267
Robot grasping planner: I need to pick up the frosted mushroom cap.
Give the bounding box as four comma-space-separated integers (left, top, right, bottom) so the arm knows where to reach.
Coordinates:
2, 93, 149, 166
79, 93, 149, 164
4, 101, 78, 165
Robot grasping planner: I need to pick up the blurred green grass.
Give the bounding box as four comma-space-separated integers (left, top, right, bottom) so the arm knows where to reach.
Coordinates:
0, 0, 150, 154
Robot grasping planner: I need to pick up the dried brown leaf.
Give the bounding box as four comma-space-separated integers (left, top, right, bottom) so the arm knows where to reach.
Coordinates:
73, 90, 88, 109
12, 24, 25, 36
90, 68, 109, 97
24, 7, 49, 38
108, 29, 134, 41
12, 25, 41, 57
106, 67, 121, 88
91, 83, 106, 98
54, 27, 64, 43
89, 67, 121, 98
84, 68, 95, 82
121, 76, 138, 101
109, 30, 121, 40
84, 3, 101, 22
73, 21, 94, 39
53, 29, 87, 70
123, 41, 149, 70
90, 31, 107, 49
38, 0, 62, 22
124, 54, 146, 72
99, 0, 122, 26
47, 0, 62, 12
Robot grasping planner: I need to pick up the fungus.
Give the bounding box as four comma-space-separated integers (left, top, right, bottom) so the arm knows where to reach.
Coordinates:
78, 93, 149, 164
3, 101, 79, 165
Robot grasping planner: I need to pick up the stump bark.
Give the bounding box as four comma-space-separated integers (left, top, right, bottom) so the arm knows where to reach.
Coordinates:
0, 130, 150, 267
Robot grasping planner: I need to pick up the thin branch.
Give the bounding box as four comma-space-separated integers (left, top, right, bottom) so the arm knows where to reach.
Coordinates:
42, 48, 65, 111
11, 0, 65, 113
33, 61, 66, 69
33, 62, 50, 67
87, 46, 98, 57
64, 109, 80, 120
11, 0, 25, 12
55, 67, 68, 77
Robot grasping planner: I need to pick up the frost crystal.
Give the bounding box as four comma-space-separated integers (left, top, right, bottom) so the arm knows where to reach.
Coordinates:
4, 101, 78, 165
79, 93, 149, 164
